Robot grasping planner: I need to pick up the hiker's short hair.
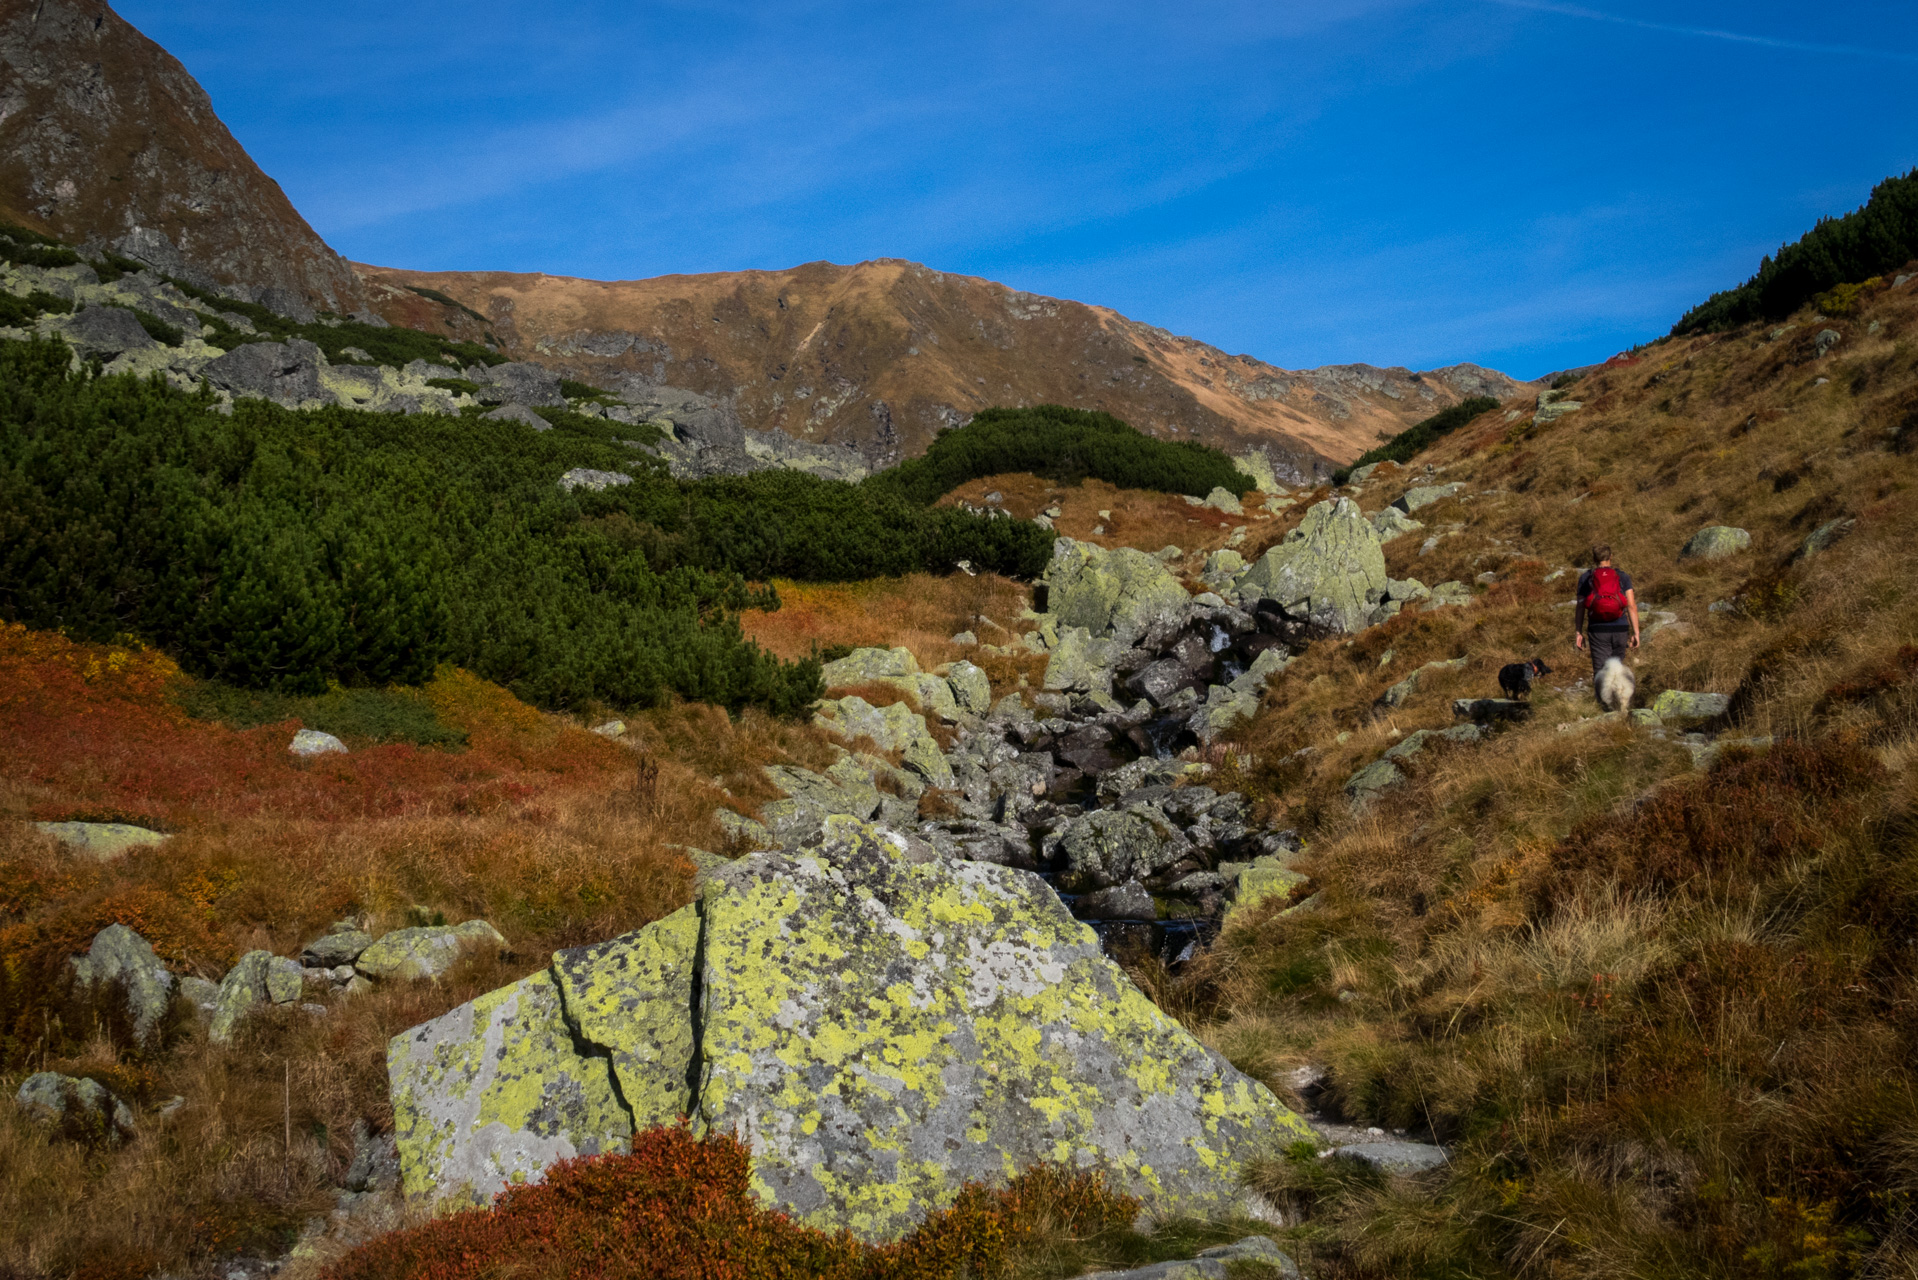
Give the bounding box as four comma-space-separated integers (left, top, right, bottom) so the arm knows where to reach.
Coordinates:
1591, 543, 1613, 564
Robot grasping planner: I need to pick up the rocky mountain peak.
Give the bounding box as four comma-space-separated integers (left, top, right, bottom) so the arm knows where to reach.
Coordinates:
0, 0, 364, 312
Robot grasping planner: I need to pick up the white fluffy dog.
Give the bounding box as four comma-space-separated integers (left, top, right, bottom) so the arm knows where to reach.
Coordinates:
1597, 657, 1636, 712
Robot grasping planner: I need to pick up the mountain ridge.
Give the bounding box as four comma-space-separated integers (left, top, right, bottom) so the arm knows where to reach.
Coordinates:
0, 0, 365, 312
357, 255, 1523, 477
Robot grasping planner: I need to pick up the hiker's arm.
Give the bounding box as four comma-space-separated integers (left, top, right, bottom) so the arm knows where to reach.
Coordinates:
1627, 589, 1640, 647
1572, 600, 1586, 647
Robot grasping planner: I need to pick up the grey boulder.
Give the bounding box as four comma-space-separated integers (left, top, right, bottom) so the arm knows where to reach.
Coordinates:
475, 361, 565, 407
302, 926, 375, 968
1083, 1235, 1300, 1280
1328, 1140, 1449, 1173
69, 924, 175, 1047
1073, 879, 1156, 921
1392, 483, 1465, 513
1049, 806, 1192, 890
16, 1072, 136, 1143
63, 306, 156, 356
202, 340, 332, 406
1678, 526, 1751, 561
483, 402, 551, 430
1236, 498, 1388, 634
209, 949, 306, 1043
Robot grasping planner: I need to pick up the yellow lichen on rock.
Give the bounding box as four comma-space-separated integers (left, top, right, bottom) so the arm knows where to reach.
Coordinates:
693, 816, 1310, 1240
388, 816, 1311, 1239
553, 903, 701, 1126
387, 969, 631, 1201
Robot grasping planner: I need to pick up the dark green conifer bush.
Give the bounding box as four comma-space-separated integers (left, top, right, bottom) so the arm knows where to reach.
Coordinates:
866, 404, 1253, 505
1674, 167, 1918, 333
1331, 396, 1501, 482
0, 339, 1046, 714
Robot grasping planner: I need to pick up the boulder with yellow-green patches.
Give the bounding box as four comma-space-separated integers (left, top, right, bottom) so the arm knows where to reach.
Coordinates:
386, 969, 631, 1202
387, 816, 1310, 1240
551, 904, 701, 1124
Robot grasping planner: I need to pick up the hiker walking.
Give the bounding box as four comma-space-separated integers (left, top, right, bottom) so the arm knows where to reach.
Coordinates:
1573, 543, 1639, 679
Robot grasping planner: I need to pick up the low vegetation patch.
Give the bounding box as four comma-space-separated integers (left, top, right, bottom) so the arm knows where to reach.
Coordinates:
1330, 396, 1500, 483
867, 404, 1253, 506
321, 1127, 1270, 1280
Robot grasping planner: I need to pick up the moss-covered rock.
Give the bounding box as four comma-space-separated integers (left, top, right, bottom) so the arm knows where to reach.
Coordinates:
208, 949, 304, 1044
1678, 525, 1751, 561
68, 924, 174, 1047
1043, 538, 1190, 647
388, 816, 1310, 1239
812, 695, 954, 788
356, 920, 507, 983
1235, 498, 1387, 634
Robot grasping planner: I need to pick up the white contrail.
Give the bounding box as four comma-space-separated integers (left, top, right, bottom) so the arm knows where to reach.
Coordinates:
1484, 0, 1918, 64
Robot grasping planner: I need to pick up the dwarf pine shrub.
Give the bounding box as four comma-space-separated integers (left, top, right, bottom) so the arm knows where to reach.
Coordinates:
1331, 396, 1501, 482
0, 339, 1045, 713
866, 404, 1254, 506
1674, 166, 1918, 333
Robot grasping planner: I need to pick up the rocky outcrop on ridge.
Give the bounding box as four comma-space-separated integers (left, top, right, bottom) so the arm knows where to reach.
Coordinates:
388, 815, 1312, 1239
0, 260, 869, 483
0, 0, 366, 312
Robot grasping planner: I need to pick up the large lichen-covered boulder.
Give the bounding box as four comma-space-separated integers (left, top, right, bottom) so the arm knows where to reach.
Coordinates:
387, 969, 633, 1201
69, 924, 174, 1047
388, 817, 1310, 1240
1043, 538, 1190, 647
1235, 498, 1387, 634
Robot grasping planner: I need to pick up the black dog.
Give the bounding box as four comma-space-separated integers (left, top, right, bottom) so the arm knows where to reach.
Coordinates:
1498, 657, 1552, 699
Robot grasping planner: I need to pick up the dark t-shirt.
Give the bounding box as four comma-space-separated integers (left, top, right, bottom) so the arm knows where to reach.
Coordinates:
1577, 567, 1635, 632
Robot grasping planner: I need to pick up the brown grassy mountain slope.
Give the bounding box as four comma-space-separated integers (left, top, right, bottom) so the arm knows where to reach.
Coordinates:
0, 0, 364, 311
1172, 269, 1918, 1278
357, 258, 1522, 477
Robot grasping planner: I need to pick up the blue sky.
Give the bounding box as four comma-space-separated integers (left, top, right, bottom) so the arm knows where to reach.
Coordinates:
123, 1, 1918, 380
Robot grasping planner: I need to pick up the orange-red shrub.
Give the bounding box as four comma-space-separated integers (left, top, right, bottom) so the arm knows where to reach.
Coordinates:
322, 1127, 1138, 1280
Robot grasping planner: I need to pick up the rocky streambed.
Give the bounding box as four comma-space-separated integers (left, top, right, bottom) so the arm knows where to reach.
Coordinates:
723, 503, 1443, 969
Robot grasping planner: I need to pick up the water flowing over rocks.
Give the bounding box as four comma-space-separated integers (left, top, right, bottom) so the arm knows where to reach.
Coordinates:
387, 816, 1312, 1239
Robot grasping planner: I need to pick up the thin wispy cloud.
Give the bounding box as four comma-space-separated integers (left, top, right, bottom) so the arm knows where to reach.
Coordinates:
1483, 0, 1918, 64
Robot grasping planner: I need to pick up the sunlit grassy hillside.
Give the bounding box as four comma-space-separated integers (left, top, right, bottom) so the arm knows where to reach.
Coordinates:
1178, 269, 1918, 1279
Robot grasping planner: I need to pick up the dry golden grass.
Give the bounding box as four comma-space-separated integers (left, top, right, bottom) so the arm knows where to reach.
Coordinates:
1182, 272, 1918, 1279
740, 570, 1034, 669
938, 473, 1262, 563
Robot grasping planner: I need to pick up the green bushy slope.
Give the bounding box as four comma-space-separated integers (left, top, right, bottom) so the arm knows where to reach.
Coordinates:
865, 403, 1254, 506
0, 341, 1046, 713
1674, 167, 1918, 334
1331, 396, 1500, 483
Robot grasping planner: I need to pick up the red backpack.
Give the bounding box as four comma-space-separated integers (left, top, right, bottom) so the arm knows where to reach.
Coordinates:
1584, 565, 1627, 623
